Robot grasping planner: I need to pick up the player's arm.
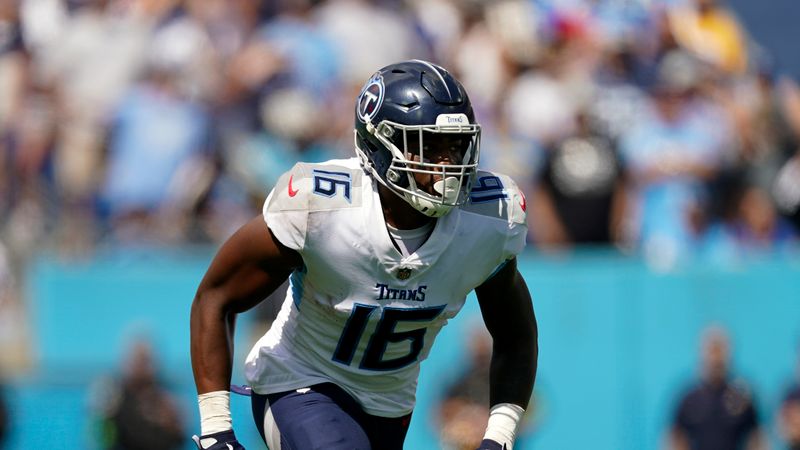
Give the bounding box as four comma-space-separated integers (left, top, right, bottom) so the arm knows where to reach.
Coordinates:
474, 257, 537, 450
190, 216, 302, 449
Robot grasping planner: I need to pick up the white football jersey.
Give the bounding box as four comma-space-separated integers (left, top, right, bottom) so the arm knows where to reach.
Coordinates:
244, 157, 527, 417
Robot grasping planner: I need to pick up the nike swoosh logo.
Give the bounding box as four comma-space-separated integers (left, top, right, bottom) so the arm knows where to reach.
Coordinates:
519, 192, 527, 212
287, 175, 299, 197
227, 444, 234, 450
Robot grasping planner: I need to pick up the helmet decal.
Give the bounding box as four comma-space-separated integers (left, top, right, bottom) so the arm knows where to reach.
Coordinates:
435, 113, 469, 126
357, 72, 385, 124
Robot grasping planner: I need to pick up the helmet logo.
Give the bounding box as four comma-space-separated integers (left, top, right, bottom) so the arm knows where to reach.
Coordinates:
357, 72, 385, 123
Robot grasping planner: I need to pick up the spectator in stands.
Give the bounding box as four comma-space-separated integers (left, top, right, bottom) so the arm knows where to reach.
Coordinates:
147, 3, 221, 104
0, 0, 54, 259
730, 63, 798, 187
779, 345, 800, 450
99, 61, 213, 244
771, 77, 800, 232
315, 0, 424, 87
668, 0, 749, 74
781, 392, 800, 450
669, 326, 765, 450
702, 181, 797, 262
619, 50, 731, 270
93, 340, 185, 450
500, 44, 582, 150
0, 0, 25, 134
227, 87, 343, 197
37, 0, 175, 247
773, 150, 800, 233
530, 109, 625, 247
256, 0, 341, 98
224, 0, 346, 198
587, 40, 651, 142
450, 0, 541, 118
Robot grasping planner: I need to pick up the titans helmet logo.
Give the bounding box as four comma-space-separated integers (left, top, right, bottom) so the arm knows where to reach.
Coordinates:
357, 72, 384, 124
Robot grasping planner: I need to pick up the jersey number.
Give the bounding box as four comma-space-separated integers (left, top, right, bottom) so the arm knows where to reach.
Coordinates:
312, 169, 351, 202
470, 175, 507, 203
332, 304, 445, 371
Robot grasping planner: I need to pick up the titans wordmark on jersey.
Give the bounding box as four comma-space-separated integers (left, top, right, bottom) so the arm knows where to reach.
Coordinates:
244, 157, 526, 417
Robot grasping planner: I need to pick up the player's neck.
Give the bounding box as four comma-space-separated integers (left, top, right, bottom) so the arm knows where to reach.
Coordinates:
377, 184, 434, 230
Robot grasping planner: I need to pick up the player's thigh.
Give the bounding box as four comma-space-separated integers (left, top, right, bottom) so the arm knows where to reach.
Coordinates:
308, 384, 411, 450
251, 384, 370, 450
363, 411, 412, 450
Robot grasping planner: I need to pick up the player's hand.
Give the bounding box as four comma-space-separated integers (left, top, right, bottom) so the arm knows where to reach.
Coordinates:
476, 438, 507, 450
192, 430, 245, 450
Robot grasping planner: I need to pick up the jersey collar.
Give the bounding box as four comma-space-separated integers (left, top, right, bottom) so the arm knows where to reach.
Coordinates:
364, 178, 460, 279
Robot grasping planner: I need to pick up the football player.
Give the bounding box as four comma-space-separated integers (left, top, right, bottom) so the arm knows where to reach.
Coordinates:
190, 60, 538, 450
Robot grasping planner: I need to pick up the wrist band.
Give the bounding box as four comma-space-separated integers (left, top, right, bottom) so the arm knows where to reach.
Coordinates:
198, 390, 232, 435
483, 403, 525, 449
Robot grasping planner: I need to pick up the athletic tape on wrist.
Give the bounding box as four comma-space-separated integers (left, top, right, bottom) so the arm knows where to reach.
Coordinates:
483, 403, 525, 450
198, 390, 232, 435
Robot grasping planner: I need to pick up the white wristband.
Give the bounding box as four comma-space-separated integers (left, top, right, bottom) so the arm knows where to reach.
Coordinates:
483, 403, 525, 450
198, 390, 232, 435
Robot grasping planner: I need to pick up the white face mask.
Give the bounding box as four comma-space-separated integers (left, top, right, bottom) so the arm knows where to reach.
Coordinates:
357, 118, 481, 217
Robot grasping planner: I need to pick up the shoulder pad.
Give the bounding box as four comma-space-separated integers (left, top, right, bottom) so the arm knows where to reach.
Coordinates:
461, 171, 527, 225
268, 160, 364, 213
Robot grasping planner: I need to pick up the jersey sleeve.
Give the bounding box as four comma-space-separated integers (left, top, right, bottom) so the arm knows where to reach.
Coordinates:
463, 171, 529, 280
262, 163, 311, 252
501, 176, 528, 261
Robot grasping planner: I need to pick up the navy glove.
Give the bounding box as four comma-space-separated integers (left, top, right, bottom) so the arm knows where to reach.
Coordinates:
192, 430, 245, 450
476, 438, 507, 450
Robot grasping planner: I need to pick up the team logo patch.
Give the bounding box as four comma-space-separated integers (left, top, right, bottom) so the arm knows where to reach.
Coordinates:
396, 268, 413, 280
357, 72, 384, 123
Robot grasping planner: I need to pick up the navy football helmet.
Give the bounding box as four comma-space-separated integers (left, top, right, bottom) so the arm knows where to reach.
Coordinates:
354, 60, 481, 217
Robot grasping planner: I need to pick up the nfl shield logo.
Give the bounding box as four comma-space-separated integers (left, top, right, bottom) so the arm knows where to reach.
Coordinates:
396, 268, 412, 280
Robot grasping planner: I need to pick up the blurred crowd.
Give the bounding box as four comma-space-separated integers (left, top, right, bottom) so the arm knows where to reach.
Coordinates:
0, 0, 799, 386
88, 339, 185, 450
0, 2, 799, 448
437, 325, 800, 450
1, 0, 799, 271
